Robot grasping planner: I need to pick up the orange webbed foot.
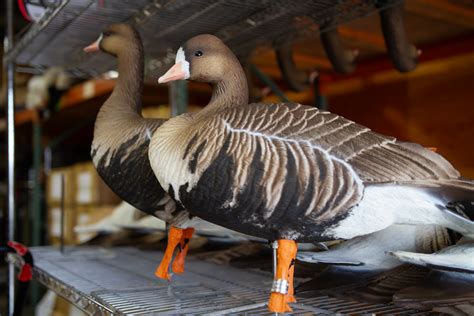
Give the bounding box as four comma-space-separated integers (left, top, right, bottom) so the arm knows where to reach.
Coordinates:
269, 292, 291, 313
172, 227, 195, 274
155, 226, 183, 280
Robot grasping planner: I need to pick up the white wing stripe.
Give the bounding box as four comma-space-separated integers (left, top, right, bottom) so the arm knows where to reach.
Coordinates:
221, 118, 363, 187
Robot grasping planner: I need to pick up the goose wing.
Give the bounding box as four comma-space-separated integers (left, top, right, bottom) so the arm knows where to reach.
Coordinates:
219, 102, 459, 182
183, 103, 460, 222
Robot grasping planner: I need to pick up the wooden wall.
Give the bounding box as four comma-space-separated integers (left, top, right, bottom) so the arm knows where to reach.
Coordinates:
327, 52, 474, 178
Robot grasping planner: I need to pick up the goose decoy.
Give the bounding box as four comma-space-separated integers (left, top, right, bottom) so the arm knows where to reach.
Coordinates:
152, 34, 474, 312
298, 224, 452, 271
392, 238, 474, 313
391, 240, 474, 273
83, 24, 198, 280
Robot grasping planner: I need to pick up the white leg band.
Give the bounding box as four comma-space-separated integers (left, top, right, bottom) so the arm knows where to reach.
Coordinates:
271, 279, 288, 294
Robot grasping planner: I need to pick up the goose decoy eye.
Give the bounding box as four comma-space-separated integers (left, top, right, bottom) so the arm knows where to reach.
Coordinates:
103, 31, 113, 37
194, 50, 203, 57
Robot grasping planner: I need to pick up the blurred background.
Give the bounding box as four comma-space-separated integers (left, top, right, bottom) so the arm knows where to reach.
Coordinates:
0, 0, 473, 315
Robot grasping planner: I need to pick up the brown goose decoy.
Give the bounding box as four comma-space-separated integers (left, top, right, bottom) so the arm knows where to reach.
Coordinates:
84, 24, 198, 280
152, 34, 474, 312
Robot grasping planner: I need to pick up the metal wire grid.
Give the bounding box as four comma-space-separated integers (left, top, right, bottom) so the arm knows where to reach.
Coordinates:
9, 246, 421, 315
6, 0, 402, 79
93, 284, 267, 314
94, 289, 421, 315
7, 250, 116, 315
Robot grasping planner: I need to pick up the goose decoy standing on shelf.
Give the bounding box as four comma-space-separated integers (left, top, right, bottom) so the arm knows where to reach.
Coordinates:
152, 34, 474, 313
83, 24, 196, 280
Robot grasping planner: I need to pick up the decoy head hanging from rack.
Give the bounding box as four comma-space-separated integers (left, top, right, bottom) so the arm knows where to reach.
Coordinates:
83, 23, 143, 57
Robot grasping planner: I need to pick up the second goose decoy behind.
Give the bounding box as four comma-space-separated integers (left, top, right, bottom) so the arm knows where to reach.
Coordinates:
152, 34, 474, 313
83, 24, 197, 280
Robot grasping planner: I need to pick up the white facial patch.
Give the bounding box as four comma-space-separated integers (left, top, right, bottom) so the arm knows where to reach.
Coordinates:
97, 33, 104, 45
175, 47, 190, 79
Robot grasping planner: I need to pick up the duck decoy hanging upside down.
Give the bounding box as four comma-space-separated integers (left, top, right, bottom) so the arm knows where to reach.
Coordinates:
152, 34, 474, 313
84, 24, 199, 280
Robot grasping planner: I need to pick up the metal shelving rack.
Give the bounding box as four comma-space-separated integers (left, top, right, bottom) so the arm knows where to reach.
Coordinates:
3, 1, 405, 315
8, 246, 420, 315
4, 0, 401, 79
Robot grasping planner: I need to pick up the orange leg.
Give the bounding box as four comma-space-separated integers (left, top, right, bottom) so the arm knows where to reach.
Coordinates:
286, 257, 296, 303
268, 240, 298, 313
172, 227, 195, 274
155, 226, 183, 280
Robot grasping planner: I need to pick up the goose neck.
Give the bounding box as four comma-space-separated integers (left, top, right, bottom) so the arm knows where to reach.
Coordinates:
199, 65, 248, 116
107, 45, 144, 114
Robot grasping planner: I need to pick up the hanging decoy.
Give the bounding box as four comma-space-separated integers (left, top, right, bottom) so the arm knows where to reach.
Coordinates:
377, 0, 419, 72
152, 34, 474, 313
320, 24, 358, 74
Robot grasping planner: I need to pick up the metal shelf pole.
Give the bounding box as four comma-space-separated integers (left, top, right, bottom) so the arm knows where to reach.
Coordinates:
170, 81, 188, 117
31, 121, 42, 247
250, 64, 290, 103
30, 121, 43, 305
5, 0, 16, 315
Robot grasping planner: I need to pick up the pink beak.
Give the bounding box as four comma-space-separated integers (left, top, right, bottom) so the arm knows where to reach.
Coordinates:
158, 62, 187, 84
83, 40, 100, 53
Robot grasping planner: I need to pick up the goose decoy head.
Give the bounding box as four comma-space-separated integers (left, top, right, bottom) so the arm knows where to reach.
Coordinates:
83, 23, 140, 56
159, 34, 238, 84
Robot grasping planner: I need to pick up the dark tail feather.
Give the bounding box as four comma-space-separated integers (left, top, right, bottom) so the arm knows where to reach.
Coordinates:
400, 178, 474, 207
399, 178, 474, 237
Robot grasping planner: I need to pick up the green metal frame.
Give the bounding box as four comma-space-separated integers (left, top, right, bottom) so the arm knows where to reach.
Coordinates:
170, 80, 188, 116
250, 64, 290, 103
31, 121, 42, 246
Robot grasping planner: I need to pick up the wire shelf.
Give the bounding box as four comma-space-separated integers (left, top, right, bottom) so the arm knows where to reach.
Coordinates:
5, 0, 401, 79
9, 246, 420, 315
